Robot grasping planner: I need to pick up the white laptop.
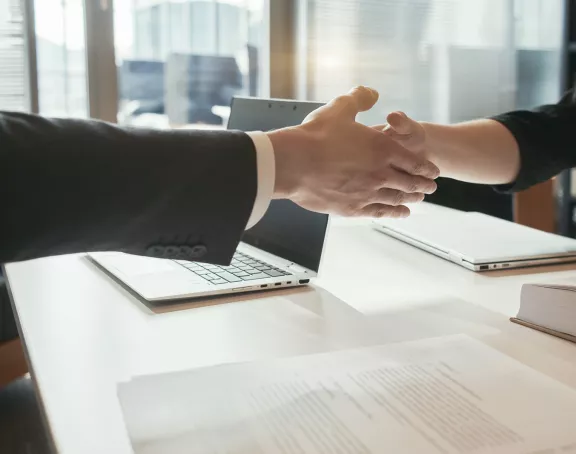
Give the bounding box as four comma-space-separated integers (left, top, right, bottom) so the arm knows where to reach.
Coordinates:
90, 97, 328, 303
372, 211, 576, 271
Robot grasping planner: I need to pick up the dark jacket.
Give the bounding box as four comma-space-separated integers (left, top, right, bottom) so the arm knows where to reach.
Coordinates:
0, 112, 257, 264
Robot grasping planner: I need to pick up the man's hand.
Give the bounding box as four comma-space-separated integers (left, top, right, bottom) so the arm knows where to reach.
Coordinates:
267, 87, 440, 218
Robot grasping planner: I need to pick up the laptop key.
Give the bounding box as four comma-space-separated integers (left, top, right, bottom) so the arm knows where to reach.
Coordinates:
235, 271, 249, 277
181, 261, 198, 267
216, 271, 242, 283
211, 279, 228, 285
264, 269, 283, 277
247, 269, 263, 275
196, 270, 211, 275
242, 273, 269, 281
226, 267, 241, 273
255, 265, 271, 271
204, 273, 219, 280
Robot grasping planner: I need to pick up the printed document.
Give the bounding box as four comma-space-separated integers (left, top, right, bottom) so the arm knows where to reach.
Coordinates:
118, 335, 576, 454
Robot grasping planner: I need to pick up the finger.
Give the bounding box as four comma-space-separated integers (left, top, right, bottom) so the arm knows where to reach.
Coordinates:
382, 112, 426, 152
373, 189, 425, 206
389, 150, 440, 179
358, 204, 411, 219
378, 169, 437, 194
312, 86, 379, 122
385, 111, 416, 135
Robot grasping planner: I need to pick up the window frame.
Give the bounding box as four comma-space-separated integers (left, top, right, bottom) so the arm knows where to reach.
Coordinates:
82, 0, 295, 123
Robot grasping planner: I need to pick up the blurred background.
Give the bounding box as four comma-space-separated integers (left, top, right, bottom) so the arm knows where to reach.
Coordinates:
1, 0, 575, 230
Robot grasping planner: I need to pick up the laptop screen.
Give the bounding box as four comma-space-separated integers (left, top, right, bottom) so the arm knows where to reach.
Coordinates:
228, 97, 329, 272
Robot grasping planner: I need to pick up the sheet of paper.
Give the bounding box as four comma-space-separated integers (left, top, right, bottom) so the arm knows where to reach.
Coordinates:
118, 335, 576, 454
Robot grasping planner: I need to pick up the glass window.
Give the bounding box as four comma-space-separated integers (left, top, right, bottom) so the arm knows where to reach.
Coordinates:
115, 0, 267, 129
34, 0, 88, 118
0, 0, 27, 111
297, 0, 564, 125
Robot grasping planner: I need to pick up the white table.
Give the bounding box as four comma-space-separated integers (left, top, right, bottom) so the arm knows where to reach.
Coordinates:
6, 204, 576, 453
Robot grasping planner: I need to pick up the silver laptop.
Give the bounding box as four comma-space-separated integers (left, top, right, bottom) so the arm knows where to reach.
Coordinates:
373, 211, 576, 271
90, 97, 328, 303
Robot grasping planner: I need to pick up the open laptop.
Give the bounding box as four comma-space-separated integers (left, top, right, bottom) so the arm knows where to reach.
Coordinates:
373, 210, 576, 271
90, 97, 327, 302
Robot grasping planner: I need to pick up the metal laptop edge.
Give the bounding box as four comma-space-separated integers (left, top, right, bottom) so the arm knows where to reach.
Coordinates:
371, 221, 576, 272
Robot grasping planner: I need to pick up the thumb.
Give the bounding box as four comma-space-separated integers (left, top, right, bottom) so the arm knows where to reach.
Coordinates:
306, 86, 379, 123
382, 111, 426, 152
347, 86, 379, 113
385, 111, 417, 135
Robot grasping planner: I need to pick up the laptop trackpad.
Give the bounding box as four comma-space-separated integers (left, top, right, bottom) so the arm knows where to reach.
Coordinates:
106, 254, 182, 277
97, 253, 209, 299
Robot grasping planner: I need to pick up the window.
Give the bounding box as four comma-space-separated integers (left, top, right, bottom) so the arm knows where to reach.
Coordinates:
0, 0, 27, 111
297, 0, 565, 125
34, 0, 88, 117
114, 0, 267, 129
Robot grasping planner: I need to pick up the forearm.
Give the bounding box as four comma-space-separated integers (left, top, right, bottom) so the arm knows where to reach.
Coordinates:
0, 111, 256, 263
421, 119, 521, 185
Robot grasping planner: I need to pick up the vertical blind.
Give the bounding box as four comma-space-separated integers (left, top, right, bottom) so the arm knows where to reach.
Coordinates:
299, 0, 564, 126
0, 0, 26, 111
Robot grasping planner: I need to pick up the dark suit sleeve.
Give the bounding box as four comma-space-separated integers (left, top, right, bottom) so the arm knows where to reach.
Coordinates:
0, 111, 257, 264
490, 87, 576, 192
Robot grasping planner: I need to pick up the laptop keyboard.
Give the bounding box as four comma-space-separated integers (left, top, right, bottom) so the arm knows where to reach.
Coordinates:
175, 251, 293, 285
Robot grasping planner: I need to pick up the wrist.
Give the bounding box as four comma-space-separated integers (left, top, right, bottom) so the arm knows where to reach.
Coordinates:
267, 127, 315, 199
419, 121, 449, 171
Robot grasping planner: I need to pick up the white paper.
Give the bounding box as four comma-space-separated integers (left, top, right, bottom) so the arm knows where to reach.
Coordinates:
118, 335, 576, 454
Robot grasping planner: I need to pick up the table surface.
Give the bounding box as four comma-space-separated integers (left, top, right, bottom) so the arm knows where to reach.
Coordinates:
6, 203, 576, 454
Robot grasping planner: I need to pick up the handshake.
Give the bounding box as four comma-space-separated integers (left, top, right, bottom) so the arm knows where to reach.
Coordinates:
267, 86, 438, 219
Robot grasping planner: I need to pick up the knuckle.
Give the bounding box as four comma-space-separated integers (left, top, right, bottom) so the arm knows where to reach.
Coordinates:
412, 163, 425, 175
407, 180, 421, 193
373, 172, 390, 188
392, 190, 405, 206
374, 207, 389, 218
346, 202, 361, 216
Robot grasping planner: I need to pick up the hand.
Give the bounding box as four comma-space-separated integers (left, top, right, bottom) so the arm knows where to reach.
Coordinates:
267, 87, 440, 218
381, 111, 428, 156
381, 111, 521, 185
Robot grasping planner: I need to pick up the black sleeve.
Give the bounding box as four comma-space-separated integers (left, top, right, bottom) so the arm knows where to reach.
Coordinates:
490, 87, 576, 192
0, 111, 257, 264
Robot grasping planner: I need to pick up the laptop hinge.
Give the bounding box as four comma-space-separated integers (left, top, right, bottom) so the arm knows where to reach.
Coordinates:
448, 251, 464, 265
286, 263, 309, 273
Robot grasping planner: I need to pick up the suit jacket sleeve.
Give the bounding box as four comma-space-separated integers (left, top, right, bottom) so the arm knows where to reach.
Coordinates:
0, 111, 257, 264
490, 86, 576, 192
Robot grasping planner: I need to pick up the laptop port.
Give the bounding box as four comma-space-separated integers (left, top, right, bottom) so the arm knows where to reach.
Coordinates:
299, 279, 310, 284
287, 281, 292, 285
261, 284, 268, 288
479, 265, 489, 271
275, 283, 281, 286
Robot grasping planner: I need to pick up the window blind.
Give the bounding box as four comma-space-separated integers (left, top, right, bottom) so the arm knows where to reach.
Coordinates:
298, 0, 564, 125
0, 0, 26, 111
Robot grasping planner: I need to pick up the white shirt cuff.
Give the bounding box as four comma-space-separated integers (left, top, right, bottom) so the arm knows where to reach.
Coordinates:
245, 131, 275, 229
